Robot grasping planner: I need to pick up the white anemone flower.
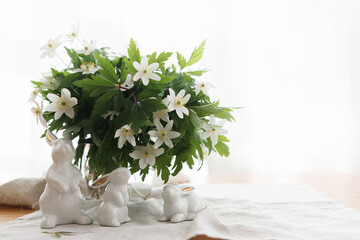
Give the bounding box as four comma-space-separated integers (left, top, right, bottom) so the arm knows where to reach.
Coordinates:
31, 100, 47, 128
40, 73, 55, 90
114, 124, 136, 149
148, 120, 180, 148
200, 145, 209, 159
120, 74, 134, 91
102, 110, 119, 120
74, 62, 101, 74
129, 144, 164, 169
166, 88, 191, 119
195, 81, 215, 96
133, 57, 160, 85
153, 109, 170, 122
28, 88, 40, 103
65, 23, 79, 43
78, 39, 96, 55
45, 88, 78, 120
200, 114, 228, 145
40, 36, 61, 59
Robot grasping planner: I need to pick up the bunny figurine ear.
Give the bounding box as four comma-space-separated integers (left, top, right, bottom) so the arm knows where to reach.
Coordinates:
91, 174, 111, 189
180, 185, 195, 196
46, 130, 58, 146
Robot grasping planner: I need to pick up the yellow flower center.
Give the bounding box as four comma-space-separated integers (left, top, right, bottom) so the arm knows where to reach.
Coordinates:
123, 128, 133, 137
48, 43, 52, 48
201, 83, 205, 88
211, 128, 216, 133
158, 129, 169, 139
56, 97, 68, 110
155, 110, 167, 118
80, 63, 95, 72
72, 33, 76, 36
141, 147, 152, 158
85, 46, 89, 51
141, 67, 151, 76
33, 108, 41, 116
175, 97, 184, 107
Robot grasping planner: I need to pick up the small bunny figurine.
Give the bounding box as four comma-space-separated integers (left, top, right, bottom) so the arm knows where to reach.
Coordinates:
158, 184, 206, 223
39, 130, 93, 229
96, 167, 131, 227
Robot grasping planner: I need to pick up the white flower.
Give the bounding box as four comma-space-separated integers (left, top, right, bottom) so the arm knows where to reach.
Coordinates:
31, 100, 47, 128
102, 110, 119, 121
119, 74, 134, 91
200, 114, 228, 145
133, 57, 160, 85
153, 109, 170, 122
129, 144, 164, 169
200, 145, 209, 159
148, 120, 180, 148
40, 72, 57, 90
102, 111, 119, 120
40, 36, 61, 59
114, 124, 136, 149
74, 62, 101, 74
195, 81, 215, 96
45, 88, 78, 120
28, 88, 40, 103
166, 88, 191, 119
65, 23, 79, 43
78, 39, 96, 55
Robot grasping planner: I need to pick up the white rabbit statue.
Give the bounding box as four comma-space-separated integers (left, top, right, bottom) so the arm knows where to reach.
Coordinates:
158, 184, 206, 223
95, 167, 131, 227
39, 130, 93, 229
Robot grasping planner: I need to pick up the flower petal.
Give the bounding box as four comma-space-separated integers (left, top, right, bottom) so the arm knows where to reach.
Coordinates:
148, 130, 158, 137
64, 107, 74, 118
129, 149, 141, 159
153, 147, 164, 157
154, 139, 163, 149
149, 73, 160, 81
139, 159, 148, 169
140, 57, 148, 66
168, 131, 180, 139
114, 129, 122, 138
62, 88, 71, 99
127, 135, 136, 147
176, 108, 184, 119
182, 107, 189, 116
165, 120, 173, 131
164, 139, 173, 148
154, 119, 163, 131
133, 72, 142, 81
142, 76, 150, 85
178, 89, 185, 98
68, 97, 78, 107
211, 134, 218, 145
118, 136, 126, 149
47, 93, 59, 102
147, 156, 156, 166
54, 110, 64, 120
183, 94, 191, 104
149, 62, 159, 71
133, 61, 141, 71
45, 103, 58, 112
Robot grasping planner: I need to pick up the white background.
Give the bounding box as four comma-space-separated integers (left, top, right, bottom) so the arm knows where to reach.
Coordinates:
0, 0, 359, 183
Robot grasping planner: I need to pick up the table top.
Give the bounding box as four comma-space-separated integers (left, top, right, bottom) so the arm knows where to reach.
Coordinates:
1, 172, 360, 240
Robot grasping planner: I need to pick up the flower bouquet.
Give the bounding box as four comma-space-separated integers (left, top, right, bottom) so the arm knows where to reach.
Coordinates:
30, 25, 235, 182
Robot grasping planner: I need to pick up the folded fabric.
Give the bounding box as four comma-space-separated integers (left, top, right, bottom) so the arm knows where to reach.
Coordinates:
0, 178, 46, 209
1, 184, 360, 240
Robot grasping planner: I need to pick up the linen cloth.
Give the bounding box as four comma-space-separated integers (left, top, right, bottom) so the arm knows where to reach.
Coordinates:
1, 184, 360, 240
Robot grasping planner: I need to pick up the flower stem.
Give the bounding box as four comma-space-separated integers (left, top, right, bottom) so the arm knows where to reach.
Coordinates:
130, 89, 137, 103
56, 54, 68, 68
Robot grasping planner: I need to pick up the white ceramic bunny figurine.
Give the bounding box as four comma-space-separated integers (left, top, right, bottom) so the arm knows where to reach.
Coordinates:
158, 184, 206, 223
39, 130, 93, 229
96, 167, 131, 227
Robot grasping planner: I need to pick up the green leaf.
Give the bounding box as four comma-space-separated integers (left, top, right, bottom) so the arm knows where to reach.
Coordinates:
96, 55, 118, 83
215, 141, 230, 157
176, 52, 186, 70
186, 40, 206, 67
91, 90, 116, 118
114, 92, 132, 111
189, 109, 202, 129
64, 47, 81, 68
61, 72, 82, 88
128, 38, 141, 62
190, 102, 234, 121
148, 52, 157, 64
124, 58, 137, 75
141, 98, 166, 112
159, 74, 175, 84
185, 69, 209, 76
156, 52, 172, 63
128, 103, 147, 132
